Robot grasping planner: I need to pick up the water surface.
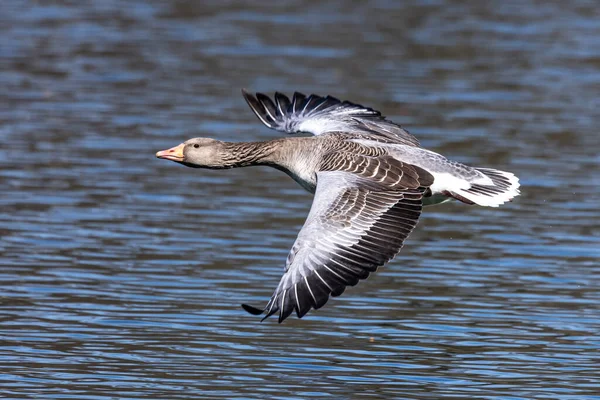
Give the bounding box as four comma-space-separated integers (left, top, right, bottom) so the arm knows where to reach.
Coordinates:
1, 1, 599, 398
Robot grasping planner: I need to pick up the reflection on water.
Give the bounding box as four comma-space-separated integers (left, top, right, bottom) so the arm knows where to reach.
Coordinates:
1, 0, 599, 398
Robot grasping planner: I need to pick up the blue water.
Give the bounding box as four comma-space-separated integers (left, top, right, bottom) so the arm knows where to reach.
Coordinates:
1, 1, 599, 398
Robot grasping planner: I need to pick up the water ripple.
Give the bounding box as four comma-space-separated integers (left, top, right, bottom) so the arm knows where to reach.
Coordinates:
1, 0, 599, 399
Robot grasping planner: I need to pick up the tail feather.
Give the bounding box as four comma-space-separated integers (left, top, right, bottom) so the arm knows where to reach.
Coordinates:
453, 168, 520, 207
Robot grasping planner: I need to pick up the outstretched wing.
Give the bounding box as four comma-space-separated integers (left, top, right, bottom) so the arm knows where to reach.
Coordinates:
242, 156, 433, 322
242, 90, 420, 146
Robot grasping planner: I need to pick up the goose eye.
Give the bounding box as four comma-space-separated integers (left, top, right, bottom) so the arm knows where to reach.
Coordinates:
193, 144, 200, 148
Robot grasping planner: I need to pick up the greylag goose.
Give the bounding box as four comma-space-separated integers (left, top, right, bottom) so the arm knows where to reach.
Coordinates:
156, 90, 520, 322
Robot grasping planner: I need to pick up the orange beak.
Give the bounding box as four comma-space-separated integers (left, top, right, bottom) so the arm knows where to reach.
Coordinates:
156, 143, 185, 162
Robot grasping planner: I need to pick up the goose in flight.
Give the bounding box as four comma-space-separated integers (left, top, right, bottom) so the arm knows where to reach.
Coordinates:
156, 90, 520, 322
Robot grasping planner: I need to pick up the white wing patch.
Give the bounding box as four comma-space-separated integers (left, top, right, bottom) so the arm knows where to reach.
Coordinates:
296, 118, 353, 136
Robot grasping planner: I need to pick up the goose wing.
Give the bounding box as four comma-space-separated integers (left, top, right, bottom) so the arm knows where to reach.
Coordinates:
242, 154, 433, 322
242, 90, 420, 146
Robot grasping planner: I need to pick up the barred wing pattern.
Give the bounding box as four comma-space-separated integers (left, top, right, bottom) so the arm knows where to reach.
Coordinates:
242, 90, 420, 146
242, 157, 433, 322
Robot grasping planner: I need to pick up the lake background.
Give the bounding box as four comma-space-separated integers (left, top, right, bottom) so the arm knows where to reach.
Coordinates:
1, 0, 599, 398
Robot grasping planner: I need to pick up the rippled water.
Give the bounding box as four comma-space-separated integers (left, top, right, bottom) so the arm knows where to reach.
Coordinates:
1, 1, 599, 398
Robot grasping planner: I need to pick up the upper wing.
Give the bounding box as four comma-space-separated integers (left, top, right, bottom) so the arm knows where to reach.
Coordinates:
242, 156, 433, 322
242, 90, 421, 146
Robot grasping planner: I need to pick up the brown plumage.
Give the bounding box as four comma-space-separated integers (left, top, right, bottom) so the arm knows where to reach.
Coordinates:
156, 90, 520, 322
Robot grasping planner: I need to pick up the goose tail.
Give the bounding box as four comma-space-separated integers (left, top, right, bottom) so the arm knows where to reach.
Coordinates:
446, 167, 520, 207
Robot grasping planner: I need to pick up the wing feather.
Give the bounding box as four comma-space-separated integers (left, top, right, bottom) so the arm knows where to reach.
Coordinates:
242, 90, 420, 146
274, 92, 291, 116
255, 93, 278, 122
242, 157, 432, 322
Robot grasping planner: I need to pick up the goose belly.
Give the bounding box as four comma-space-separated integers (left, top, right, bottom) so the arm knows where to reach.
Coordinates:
288, 169, 317, 193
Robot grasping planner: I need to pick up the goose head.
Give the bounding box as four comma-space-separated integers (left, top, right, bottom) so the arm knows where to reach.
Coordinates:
156, 138, 229, 169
